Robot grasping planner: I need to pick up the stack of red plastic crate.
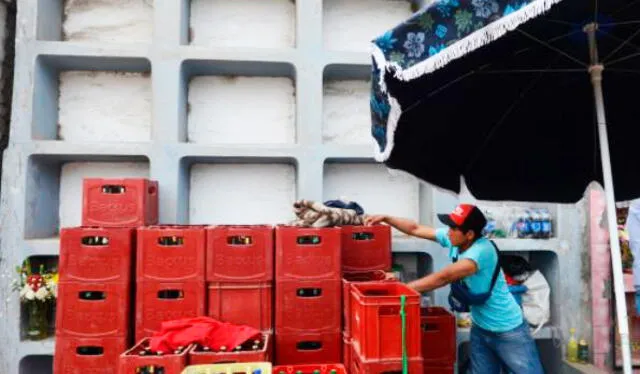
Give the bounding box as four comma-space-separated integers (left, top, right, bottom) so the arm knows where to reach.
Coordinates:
340, 224, 392, 369
274, 226, 343, 364
135, 224, 206, 341
349, 281, 424, 373
54, 178, 158, 373
199, 224, 274, 363
420, 307, 457, 373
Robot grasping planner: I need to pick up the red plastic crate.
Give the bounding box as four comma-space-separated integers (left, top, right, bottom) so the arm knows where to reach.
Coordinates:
423, 365, 454, 374
273, 364, 347, 374
206, 225, 274, 282
54, 336, 127, 374
342, 271, 389, 337
82, 178, 158, 227
351, 348, 424, 374
421, 307, 456, 366
135, 281, 205, 342
343, 333, 352, 369
137, 225, 206, 282
59, 227, 135, 283
341, 225, 391, 272
188, 331, 272, 365
275, 332, 342, 365
119, 338, 191, 374
207, 282, 273, 332
276, 279, 341, 333
350, 282, 421, 361
275, 226, 342, 281
56, 281, 130, 338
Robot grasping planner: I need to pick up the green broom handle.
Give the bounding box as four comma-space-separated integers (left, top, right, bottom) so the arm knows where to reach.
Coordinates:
400, 294, 408, 374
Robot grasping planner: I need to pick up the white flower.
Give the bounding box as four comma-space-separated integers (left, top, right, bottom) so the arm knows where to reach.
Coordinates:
19, 284, 30, 298
24, 289, 35, 301
35, 287, 49, 301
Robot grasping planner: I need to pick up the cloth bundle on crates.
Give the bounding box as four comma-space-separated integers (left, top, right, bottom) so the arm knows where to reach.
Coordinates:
148, 317, 261, 353
289, 199, 365, 227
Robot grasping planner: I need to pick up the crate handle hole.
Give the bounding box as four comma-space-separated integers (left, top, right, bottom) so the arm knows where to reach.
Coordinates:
148, 185, 157, 195
76, 346, 104, 355
352, 232, 374, 241
296, 235, 321, 245
138, 365, 165, 371
158, 236, 184, 246
296, 341, 322, 351
297, 288, 322, 297
346, 274, 382, 282
81, 236, 109, 246
101, 185, 125, 194
78, 291, 106, 300
227, 235, 253, 245
421, 322, 439, 332
158, 290, 184, 299
362, 290, 390, 296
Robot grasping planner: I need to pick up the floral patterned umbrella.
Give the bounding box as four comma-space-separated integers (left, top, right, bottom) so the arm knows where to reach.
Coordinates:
370, 0, 640, 372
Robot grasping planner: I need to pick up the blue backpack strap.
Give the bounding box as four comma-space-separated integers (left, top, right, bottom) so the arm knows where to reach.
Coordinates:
488, 240, 501, 292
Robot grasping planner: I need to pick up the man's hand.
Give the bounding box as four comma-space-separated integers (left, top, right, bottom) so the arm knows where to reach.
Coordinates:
364, 214, 436, 241
364, 214, 387, 226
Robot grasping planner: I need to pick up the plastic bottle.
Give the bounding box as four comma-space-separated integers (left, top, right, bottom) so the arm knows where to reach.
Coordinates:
483, 210, 496, 238
578, 338, 589, 363
542, 209, 553, 239
531, 209, 542, 239
517, 213, 528, 239
567, 328, 578, 362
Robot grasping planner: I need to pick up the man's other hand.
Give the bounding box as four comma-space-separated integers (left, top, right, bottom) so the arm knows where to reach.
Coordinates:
364, 214, 387, 226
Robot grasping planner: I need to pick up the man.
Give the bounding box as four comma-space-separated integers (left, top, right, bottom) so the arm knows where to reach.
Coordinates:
365, 204, 544, 374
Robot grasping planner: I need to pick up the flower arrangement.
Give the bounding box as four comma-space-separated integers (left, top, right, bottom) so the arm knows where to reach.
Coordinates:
13, 259, 58, 340
13, 260, 57, 302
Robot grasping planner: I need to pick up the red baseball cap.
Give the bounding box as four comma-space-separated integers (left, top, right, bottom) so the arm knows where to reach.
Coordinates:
437, 204, 487, 232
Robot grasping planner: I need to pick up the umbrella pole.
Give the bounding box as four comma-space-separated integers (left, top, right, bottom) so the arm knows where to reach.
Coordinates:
586, 23, 633, 374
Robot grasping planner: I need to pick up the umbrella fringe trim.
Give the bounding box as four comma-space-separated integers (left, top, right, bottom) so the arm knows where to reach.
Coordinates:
370, 0, 565, 161
374, 94, 402, 162
371, 44, 404, 162
396, 0, 564, 81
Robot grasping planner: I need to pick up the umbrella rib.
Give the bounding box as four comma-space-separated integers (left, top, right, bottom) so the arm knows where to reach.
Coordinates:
516, 29, 587, 67
599, 21, 640, 27
538, 18, 578, 26
478, 69, 585, 74
610, 0, 640, 16
602, 27, 640, 63
512, 29, 584, 57
606, 51, 640, 66
402, 70, 478, 113
463, 62, 555, 175
606, 68, 640, 74
598, 30, 640, 54
403, 30, 585, 111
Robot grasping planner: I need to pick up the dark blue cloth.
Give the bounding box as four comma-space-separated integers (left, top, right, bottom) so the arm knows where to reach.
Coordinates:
323, 200, 365, 215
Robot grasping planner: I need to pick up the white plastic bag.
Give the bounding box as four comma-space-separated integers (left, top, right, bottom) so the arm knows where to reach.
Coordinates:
521, 270, 551, 335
